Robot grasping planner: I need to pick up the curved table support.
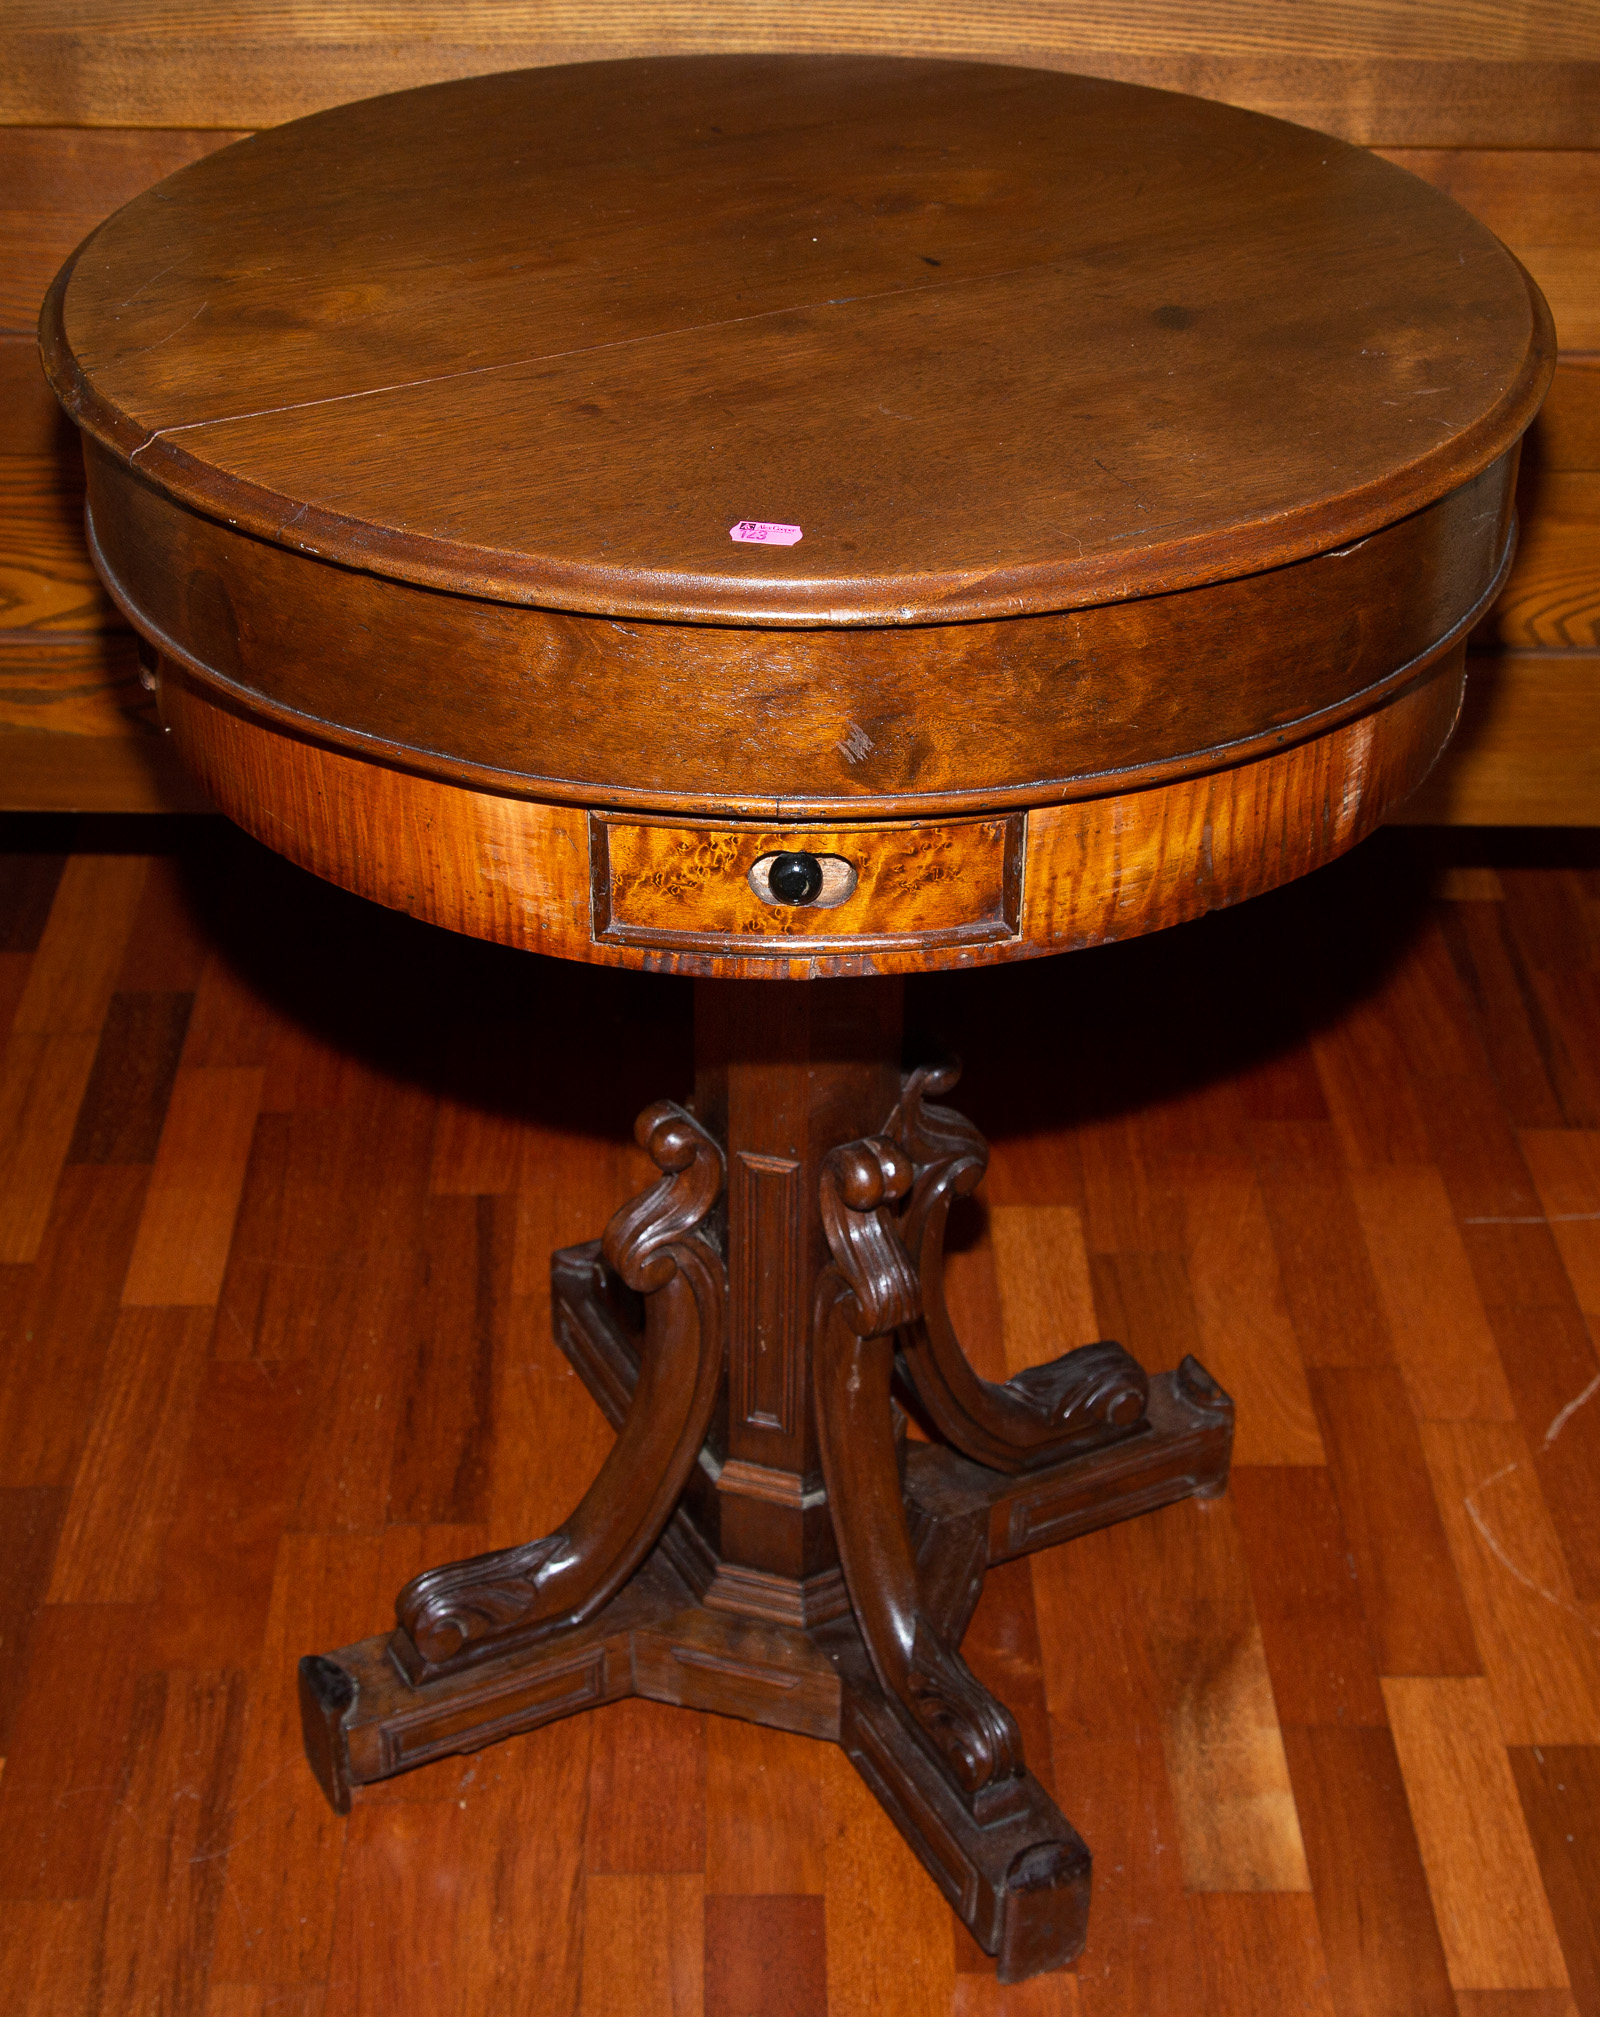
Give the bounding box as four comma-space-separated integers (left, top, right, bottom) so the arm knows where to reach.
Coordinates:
813, 1137, 1025, 1814
889, 1063, 1150, 1474
297, 989, 1235, 1980
389, 1102, 726, 1683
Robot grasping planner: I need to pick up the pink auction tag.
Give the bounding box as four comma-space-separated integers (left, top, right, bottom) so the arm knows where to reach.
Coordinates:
730, 520, 803, 546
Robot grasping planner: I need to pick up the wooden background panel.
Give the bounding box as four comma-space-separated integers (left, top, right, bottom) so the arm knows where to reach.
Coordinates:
0, 129, 244, 336
0, 13, 1597, 819
1, 1, 1598, 144
1376, 150, 1600, 351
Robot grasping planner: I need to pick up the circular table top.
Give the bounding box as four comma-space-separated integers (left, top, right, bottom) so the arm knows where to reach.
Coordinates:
48, 54, 1547, 630
43, 57, 1553, 979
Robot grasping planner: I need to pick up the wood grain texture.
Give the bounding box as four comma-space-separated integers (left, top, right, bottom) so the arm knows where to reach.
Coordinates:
2, 3, 1597, 143
1, 826, 1599, 2005
156, 658, 1467, 980
1307, 1367, 1482, 1678
1398, 654, 1600, 826
44, 1306, 212, 1605
119, 1064, 263, 1305
48, 62, 1544, 625
1282, 1725, 1457, 2017
1382, 1677, 1569, 1992
1376, 151, 1600, 351
0, 129, 243, 335
1508, 1746, 1600, 2017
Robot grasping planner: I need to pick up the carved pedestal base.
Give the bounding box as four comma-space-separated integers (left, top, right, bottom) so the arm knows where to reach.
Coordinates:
300, 982, 1234, 1981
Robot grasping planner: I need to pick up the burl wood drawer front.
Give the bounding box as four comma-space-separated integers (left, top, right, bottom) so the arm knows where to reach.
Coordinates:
591, 815, 1024, 955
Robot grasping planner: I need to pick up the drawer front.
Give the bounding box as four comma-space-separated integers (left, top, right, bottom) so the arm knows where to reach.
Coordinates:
591, 814, 1023, 955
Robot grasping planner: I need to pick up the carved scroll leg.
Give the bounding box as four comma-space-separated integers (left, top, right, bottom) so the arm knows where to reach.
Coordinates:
813, 1140, 1091, 1979
298, 1102, 727, 1813
890, 1061, 1152, 1475
391, 1101, 726, 1681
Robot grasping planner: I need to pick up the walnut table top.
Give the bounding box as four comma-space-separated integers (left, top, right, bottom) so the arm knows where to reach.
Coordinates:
43, 54, 1551, 978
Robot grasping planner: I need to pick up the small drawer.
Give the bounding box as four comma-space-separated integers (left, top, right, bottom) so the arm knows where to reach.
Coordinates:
591, 814, 1023, 955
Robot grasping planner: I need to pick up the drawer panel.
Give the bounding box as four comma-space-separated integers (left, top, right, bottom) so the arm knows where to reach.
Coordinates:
591, 814, 1023, 954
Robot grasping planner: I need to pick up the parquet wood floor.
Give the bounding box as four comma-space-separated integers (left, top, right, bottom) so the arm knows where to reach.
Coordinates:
1, 813, 1597, 2016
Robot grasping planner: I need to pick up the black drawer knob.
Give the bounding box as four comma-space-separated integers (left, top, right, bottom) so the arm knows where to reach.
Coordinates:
768, 852, 825, 905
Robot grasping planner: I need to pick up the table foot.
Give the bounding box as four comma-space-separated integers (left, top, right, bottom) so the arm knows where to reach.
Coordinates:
298, 993, 1234, 1978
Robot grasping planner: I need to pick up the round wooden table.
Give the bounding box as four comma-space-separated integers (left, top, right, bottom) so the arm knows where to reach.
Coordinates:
44, 56, 1551, 1980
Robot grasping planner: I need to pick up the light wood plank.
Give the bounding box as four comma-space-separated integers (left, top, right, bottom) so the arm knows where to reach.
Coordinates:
1420, 1419, 1600, 1744
2, 5, 1597, 143
1383, 1676, 1569, 1991
120, 1064, 264, 1306
990, 1203, 1100, 1371
579, 1875, 703, 2017
1350, 1165, 1518, 1422
1180, 1168, 1325, 1465
1398, 654, 1600, 827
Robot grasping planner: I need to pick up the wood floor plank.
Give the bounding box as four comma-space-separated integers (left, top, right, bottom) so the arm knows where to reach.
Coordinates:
1075, 1114, 1186, 1256
323, 1719, 590, 2017
1519, 1128, 1600, 1316
1126, 1497, 1310, 1892
942, 1205, 1009, 1385
178, 951, 279, 1072
0, 1162, 147, 1486
1088, 1251, 1205, 1381
1508, 1746, 1600, 2017
1350, 1165, 1518, 1422
1030, 1519, 1165, 1744
1309, 998, 1435, 1170
215, 1077, 435, 1370
206, 1988, 329, 2017
384, 1193, 497, 1527
585, 1696, 706, 1877
704, 1893, 827, 2017
115, 852, 212, 996
65, 990, 194, 1165
1436, 901, 1569, 1131
90, 1670, 247, 2017
0, 844, 67, 956
703, 1718, 828, 1896
8, 854, 147, 1041
1047, 1734, 1204, 2017
120, 1065, 264, 1306
1180, 1167, 1326, 1464
0, 1031, 103, 1264
1420, 1421, 1600, 1745
1188, 1894, 1339, 2017
0, 1605, 145, 1900
990, 1203, 1101, 1372
580, 1874, 703, 2017
1454, 1996, 1583, 2017
822, 1745, 959, 2017
0, 1900, 94, 2017
1283, 1725, 1457, 2017
1229, 1466, 1387, 1729
139, 1357, 313, 1672
426, 1017, 535, 1195
1250, 1121, 1395, 1368
0, 1487, 65, 1752
952, 1973, 1080, 2016
1307, 1367, 1481, 1678
205, 1534, 389, 1988
1382, 1677, 1569, 1991
45, 1306, 214, 1604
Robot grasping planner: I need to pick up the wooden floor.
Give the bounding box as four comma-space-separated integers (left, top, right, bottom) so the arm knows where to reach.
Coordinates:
1, 814, 1598, 2017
